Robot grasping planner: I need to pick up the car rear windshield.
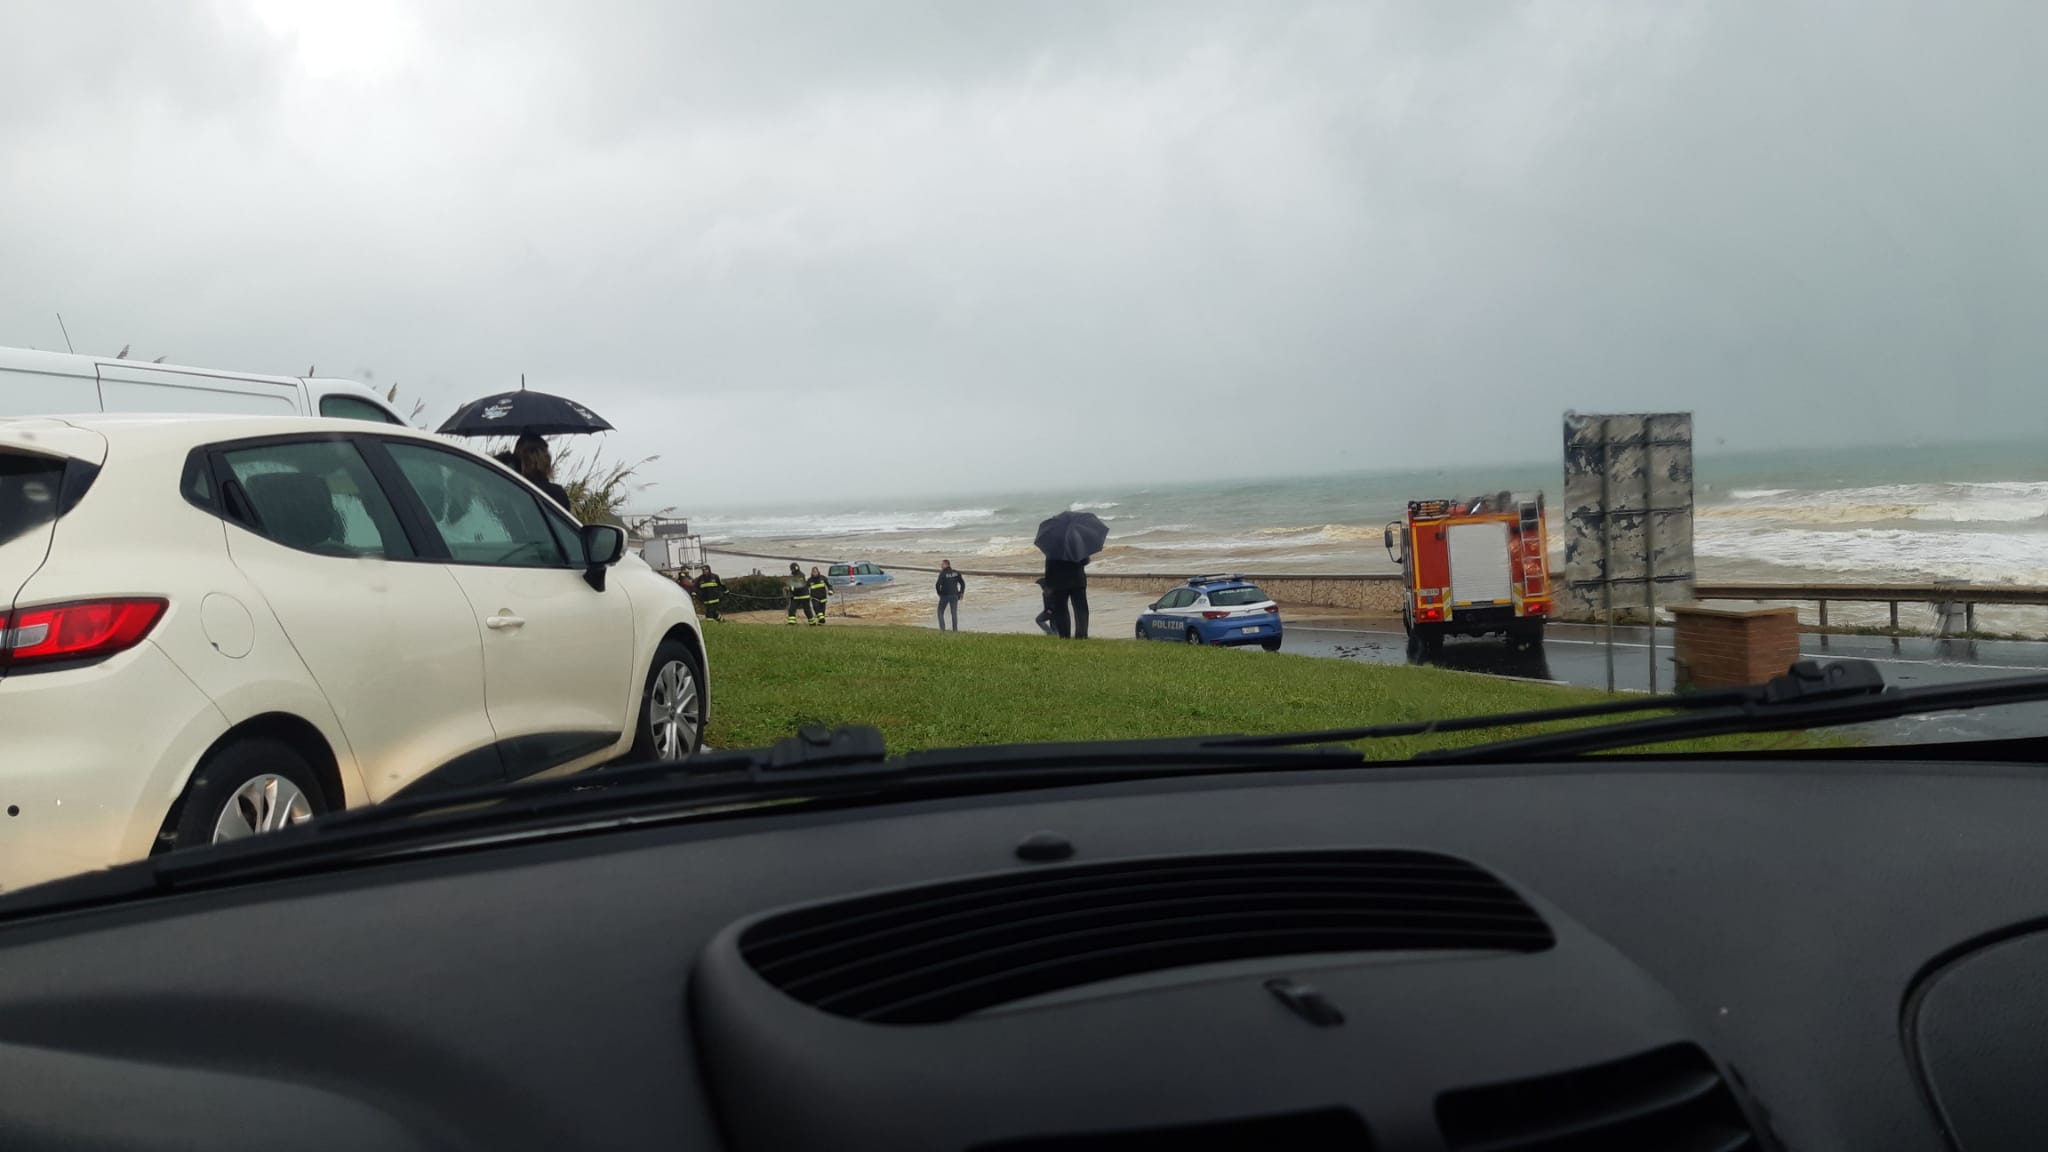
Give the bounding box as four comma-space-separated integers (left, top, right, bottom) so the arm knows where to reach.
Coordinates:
1206, 586, 1271, 607
0, 452, 67, 548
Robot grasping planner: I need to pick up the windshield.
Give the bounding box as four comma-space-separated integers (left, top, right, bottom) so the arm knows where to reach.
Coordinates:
4, 2, 2046, 894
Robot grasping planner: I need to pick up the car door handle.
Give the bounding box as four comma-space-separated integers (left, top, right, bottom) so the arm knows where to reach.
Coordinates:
486, 614, 526, 630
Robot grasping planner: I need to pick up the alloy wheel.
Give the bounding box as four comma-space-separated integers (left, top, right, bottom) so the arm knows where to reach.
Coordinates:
212, 774, 315, 843
650, 659, 702, 760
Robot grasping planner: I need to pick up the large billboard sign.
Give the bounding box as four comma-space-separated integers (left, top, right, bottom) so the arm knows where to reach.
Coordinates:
1562, 412, 1697, 688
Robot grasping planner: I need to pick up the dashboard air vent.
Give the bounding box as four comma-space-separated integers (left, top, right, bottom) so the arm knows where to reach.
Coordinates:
1436, 1044, 1758, 1152
740, 849, 1551, 1024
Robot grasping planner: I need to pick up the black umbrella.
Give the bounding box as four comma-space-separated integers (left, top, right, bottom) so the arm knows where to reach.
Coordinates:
1035, 510, 1110, 563
437, 383, 614, 437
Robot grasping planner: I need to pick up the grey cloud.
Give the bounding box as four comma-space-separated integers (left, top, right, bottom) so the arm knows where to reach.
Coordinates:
2, 0, 2043, 507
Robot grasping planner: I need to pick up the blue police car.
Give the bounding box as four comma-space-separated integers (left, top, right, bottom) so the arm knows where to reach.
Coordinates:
1136, 574, 1283, 650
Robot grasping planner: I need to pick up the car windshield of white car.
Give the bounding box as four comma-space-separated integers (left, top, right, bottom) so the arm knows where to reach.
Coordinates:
1206, 588, 1270, 607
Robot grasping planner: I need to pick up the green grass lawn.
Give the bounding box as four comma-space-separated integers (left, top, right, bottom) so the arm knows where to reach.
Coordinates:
701, 624, 1827, 758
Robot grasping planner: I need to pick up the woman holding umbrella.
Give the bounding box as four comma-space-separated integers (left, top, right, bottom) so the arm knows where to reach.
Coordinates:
513, 434, 572, 513
1035, 510, 1109, 639
439, 379, 608, 517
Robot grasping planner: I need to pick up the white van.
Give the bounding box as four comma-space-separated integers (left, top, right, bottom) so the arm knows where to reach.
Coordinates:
0, 346, 409, 425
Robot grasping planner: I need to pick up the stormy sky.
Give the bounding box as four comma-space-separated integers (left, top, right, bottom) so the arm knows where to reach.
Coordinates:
3, 1, 2043, 507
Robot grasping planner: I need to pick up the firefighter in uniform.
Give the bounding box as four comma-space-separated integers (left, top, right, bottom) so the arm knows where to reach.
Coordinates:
694, 567, 725, 622
785, 563, 812, 625
807, 566, 832, 625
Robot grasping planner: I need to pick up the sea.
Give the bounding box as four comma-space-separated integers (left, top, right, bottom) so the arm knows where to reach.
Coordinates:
695, 440, 2048, 635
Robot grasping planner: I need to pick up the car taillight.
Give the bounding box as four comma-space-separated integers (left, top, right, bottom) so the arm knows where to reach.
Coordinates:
1202, 611, 1230, 620
0, 598, 167, 666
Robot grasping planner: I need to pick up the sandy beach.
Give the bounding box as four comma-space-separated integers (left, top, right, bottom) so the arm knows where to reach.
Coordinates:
715, 571, 1154, 634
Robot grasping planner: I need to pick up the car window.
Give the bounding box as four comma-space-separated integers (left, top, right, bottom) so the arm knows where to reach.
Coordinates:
319, 394, 404, 425
0, 452, 65, 547
220, 440, 413, 559
830, 565, 849, 577
383, 442, 568, 568
1207, 587, 1270, 607
547, 508, 587, 565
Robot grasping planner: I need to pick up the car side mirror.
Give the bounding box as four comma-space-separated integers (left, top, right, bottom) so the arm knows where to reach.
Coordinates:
1148, 601, 1161, 611
581, 524, 626, 591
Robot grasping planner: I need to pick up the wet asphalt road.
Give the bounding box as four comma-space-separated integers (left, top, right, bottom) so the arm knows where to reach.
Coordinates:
1276, 620, 2048, 745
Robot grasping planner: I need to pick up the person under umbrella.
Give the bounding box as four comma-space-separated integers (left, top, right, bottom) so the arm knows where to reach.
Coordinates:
438, 379, 607, 518
1033, 576, 1057, 635
513, 434, 572, 513
1034, 510, 1109, 640
438, 383, 614, 438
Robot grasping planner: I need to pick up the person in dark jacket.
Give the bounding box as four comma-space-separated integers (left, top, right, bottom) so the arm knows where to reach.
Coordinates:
785, 563, 812, 625
695, 567, 725, 622
1033, 576, 1057, 635
935, 559, 966, 630
807, 566, 831, 625
513, 434, 573, 513
1043, 555, 1090, 639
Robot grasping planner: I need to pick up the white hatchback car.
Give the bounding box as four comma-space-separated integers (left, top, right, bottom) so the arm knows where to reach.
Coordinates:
0, 415, 707, 893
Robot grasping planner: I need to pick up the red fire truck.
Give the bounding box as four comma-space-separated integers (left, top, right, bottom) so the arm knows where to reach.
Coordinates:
1383, 492, 1551, 655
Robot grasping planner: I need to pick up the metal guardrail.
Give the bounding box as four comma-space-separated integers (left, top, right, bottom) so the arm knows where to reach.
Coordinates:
1692, 582, 2048, 632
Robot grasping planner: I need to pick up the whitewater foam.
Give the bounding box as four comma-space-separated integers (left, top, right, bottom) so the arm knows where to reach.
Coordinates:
1697, 523, 2048, 585
1707, 482, 2048, 527
694, 507, 1000, 539
973, 536, 1040, 558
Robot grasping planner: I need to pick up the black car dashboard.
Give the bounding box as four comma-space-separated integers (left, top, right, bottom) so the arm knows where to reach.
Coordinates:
3, 756, 2048, 1151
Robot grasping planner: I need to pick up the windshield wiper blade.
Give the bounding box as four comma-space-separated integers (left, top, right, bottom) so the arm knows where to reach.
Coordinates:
1407, 665, 2048, 764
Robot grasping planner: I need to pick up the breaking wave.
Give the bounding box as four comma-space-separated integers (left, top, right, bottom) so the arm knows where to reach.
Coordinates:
693, 507, 1000, 539
1705, 482, 2048, 526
